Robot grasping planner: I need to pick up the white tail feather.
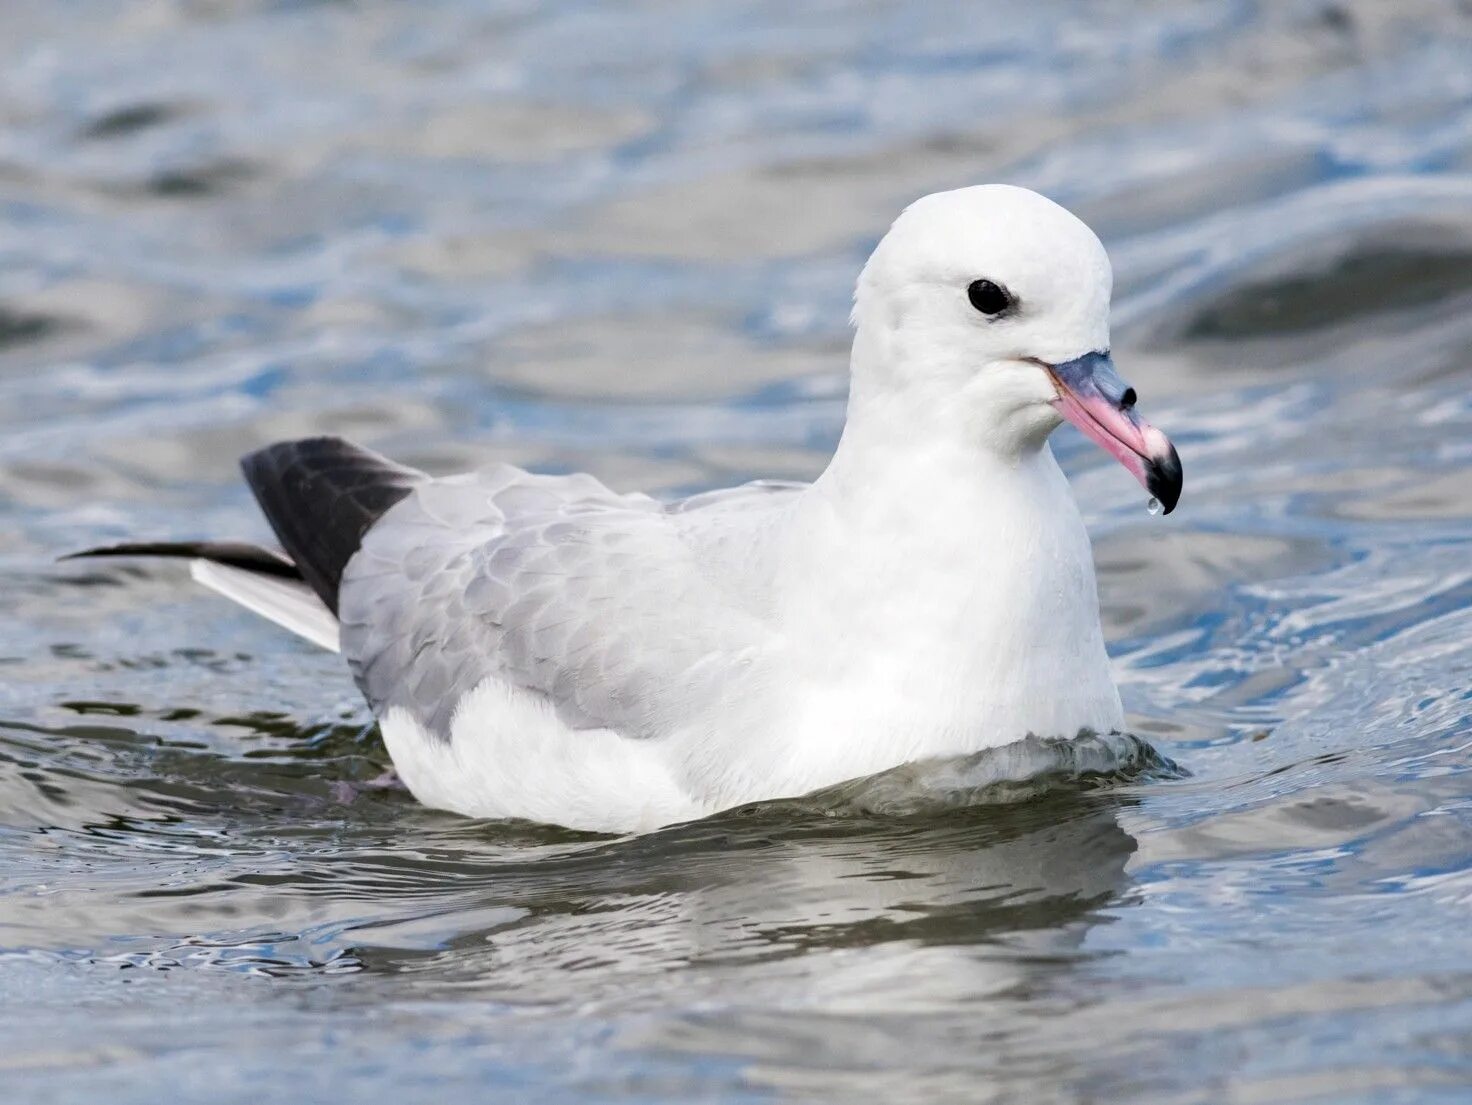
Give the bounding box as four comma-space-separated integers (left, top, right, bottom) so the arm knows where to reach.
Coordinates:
190, 559, 340, 652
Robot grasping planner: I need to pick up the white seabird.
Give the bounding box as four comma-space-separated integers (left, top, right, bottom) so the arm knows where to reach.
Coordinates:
71, 184, 1182, 833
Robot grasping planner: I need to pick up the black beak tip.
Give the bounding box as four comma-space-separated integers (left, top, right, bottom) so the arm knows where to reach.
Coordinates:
1145, 444, 1183, 515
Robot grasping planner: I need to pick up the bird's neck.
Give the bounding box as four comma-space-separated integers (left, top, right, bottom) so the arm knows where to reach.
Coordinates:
774, 345, 1117, 734
809, 335, 1064, 537
807, 389, 1075, 574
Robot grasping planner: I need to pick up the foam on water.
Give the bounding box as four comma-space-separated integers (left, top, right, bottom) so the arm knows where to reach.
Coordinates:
791, 732, 1183, 819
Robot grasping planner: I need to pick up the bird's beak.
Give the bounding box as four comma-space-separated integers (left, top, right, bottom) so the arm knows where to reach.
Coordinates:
1043, 351, 1182, 514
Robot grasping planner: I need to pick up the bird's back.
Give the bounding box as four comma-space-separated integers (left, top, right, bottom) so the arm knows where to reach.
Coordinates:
337, 464, 802, 749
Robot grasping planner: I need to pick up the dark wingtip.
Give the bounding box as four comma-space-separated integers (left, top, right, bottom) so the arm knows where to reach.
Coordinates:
61, 542, 184, 563
238, 438, 424, 613
1146, 443, 1183, 515
57, 541, 301, 578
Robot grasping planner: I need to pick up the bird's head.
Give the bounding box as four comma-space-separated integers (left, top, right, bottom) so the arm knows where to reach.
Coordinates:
851, 183, 1181, 513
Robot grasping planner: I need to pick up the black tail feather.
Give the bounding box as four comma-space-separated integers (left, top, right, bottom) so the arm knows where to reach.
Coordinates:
63, 540, 302, 579
239, 437, 425, 614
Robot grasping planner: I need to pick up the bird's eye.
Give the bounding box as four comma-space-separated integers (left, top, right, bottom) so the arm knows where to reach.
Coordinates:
967, 279, 1014, 316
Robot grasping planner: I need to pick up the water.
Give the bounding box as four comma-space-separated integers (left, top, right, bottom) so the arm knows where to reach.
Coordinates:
4, 1, 1472, 1101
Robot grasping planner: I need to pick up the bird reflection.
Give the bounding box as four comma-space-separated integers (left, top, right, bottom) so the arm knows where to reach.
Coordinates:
365, 788, 1140, 1010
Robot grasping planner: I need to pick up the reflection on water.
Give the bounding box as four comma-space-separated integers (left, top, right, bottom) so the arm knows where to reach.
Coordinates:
5, 0, 1472, 1101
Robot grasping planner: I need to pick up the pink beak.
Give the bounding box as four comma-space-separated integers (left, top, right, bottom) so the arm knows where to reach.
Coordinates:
1045, 352, 1182, 513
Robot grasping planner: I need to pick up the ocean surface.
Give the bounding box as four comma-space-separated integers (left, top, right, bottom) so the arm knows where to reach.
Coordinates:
4, 2, 1472, 1102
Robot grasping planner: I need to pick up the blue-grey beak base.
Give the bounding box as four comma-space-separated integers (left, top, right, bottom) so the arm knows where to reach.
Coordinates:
1043, 350, 1183, 514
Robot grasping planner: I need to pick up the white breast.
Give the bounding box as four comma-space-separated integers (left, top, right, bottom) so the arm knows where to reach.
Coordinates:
686, 442, 1123, 806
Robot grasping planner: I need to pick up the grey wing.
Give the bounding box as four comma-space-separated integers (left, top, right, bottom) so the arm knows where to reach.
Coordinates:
337, 465, 774, 742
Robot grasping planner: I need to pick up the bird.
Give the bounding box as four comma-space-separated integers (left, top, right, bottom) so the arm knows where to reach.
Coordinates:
68, 184, 1181, 834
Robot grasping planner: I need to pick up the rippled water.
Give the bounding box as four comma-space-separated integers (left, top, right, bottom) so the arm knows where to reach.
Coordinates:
5, 1, 1472, 1101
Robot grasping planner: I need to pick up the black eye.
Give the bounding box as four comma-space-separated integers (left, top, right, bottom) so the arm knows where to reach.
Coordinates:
967, 279, 1014, 316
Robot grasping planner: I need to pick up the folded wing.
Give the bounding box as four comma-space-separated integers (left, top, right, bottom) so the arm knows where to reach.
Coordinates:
339, 465, 777, 743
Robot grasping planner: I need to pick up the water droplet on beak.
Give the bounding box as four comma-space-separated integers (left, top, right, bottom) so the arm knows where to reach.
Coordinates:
1146, 497, 1162, 516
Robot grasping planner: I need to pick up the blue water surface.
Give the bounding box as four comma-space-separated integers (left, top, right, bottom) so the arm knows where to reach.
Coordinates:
4, 2, 1472, 1102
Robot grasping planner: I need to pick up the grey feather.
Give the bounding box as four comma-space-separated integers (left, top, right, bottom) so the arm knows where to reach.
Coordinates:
337, 465, 803, 742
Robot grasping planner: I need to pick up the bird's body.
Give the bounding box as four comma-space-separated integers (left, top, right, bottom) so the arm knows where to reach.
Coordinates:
349, 436, 1120, 832
71, 184, 1179, 833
